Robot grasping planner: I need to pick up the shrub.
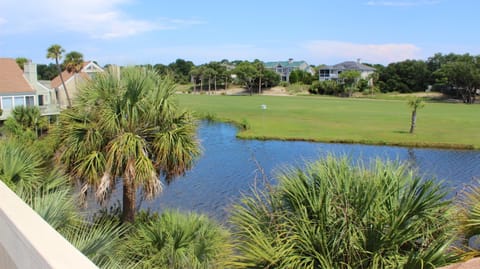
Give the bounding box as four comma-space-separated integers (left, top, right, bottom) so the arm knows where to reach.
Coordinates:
121, 210, 232, 268
230, 156, 458, 268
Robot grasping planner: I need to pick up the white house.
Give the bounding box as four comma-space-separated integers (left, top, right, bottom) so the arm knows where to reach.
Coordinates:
264, 59, 315, 82
319, 60, 376, 81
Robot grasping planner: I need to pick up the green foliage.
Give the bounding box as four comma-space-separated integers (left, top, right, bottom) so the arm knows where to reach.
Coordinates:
378, 60, 430, 93
240, 118, 251, 130
15, 57, 29, 70
37, 63, 60, 80
230, 156, 458, 268
435, 60, 480, 104
0, 138, 46, 193
57, 66, 200, 222
286, 83, 309, 94
63, 51, 84, 73
289, 69, 314, 84
309, 80, 340, 95
169, 58, 195, 84
121, 210, 232, 268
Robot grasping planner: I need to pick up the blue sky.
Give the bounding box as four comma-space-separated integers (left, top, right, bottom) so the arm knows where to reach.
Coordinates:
0, 0, 478, 66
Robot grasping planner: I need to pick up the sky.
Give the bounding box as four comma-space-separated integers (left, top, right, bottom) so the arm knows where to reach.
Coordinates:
0, 0, 479, 66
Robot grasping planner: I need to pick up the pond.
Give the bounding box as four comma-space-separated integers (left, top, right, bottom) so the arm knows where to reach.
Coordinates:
137, 122, 480, 222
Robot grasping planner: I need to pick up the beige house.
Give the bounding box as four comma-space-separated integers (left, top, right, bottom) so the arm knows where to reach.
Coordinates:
0, 58, 59, 120
51, 61, 103, 108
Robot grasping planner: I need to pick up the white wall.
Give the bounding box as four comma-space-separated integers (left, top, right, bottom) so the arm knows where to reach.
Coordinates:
0, 181, 98, 269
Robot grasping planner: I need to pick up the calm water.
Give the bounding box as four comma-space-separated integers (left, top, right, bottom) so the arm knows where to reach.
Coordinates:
136, 122, 480, 221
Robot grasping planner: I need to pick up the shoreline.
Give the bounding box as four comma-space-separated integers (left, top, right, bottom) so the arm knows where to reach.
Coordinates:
207, 119, 477, 151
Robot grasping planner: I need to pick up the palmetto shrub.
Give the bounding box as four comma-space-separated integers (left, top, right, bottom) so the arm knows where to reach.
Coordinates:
0, 138, 128, 269
457, 180, 480, 259
230, 156, 458, 269
121, 210, 233, 269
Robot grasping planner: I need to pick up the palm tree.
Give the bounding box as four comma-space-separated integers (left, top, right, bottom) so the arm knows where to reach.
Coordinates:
230, 156, 458, 268
408, 97, 425, 134
56, 66, 201, 222
47, 44, 72, 108
63, 51, 84, 73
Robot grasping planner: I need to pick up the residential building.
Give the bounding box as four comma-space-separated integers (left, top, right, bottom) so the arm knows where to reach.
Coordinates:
264, 59, 314, 82
319, 60, 376, 81
51, 61, 103, 108
0, 58, 59, 120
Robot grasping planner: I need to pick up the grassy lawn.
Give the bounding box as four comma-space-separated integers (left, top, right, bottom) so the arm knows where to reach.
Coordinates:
177, 94, 480, 149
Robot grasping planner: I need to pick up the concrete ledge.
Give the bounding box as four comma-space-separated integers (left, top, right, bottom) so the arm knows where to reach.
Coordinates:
439, 258, 480, 269
0, 180, 98, 269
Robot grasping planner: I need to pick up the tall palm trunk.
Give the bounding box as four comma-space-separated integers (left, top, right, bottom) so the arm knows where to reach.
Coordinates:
409, 109, 417, 134
55, 58, 71, 108
214, 75, 217, 91
258, 77, 262, 94
208, 77, 211, 94
122, 177, 136, 222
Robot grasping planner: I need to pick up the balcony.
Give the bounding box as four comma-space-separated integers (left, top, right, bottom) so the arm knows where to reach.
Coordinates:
0, 180, 97, 268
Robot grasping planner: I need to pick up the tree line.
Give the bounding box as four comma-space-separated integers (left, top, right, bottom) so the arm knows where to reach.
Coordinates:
17, 52, 480, 103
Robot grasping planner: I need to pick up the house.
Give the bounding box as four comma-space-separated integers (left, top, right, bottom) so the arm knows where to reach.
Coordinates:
0, 58, 59, 120
264, 59, 315, 82
51, 61, 103, 108
319, 60, 376, 81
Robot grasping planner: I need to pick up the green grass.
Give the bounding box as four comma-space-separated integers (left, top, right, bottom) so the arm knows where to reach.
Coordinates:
177, 94, 480, 149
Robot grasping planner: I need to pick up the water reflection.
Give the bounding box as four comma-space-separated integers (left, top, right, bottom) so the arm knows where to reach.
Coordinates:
92, 122, 478, 222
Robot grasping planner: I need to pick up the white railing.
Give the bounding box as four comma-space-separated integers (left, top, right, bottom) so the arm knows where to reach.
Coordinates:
0, 181, 98, 269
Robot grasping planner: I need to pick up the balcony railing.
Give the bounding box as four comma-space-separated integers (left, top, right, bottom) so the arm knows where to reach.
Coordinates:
0, 180, 98, 268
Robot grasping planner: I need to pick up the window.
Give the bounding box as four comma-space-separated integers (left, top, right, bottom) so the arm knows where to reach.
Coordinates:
38, 95, 44, 106
2, 97, 13, 110
320, 70, 330, 77
14, 96, 24, 107
26, 96, 35, 106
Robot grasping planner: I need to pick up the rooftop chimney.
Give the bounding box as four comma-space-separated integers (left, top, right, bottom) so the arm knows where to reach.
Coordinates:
23, 60, 38, 83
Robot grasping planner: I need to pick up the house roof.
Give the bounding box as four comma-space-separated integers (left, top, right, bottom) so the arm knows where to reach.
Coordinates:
264, 60, 308, 69
51, 61, 101, 88
321, 61, 375, 72
0, 58, 35, 94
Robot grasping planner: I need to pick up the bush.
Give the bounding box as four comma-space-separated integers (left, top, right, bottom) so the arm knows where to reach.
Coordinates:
121, 210, 232, 268
230, 156, 458, 268
309, 80, 340, 95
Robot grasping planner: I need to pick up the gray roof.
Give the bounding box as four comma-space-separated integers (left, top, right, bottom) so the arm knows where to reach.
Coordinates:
320, 61, 375, 72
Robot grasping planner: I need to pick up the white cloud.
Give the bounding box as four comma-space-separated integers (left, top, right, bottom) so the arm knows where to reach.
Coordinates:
366, 0, 440, 7
303, 40, 422, 64
0, 17, 6, 25
0, 0, 201, 39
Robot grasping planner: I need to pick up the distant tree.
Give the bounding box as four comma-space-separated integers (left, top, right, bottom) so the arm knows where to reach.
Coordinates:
408, 97, 425, 134
262, 69, 281, 88
436, 61, 480, 104
339, 70, 361, 97
15, 57, 29, 70
154, 63, 169, 77
289, 69, 314, 84
63, 51, 84, 73
378, 60, 430, 93
47, 44, 71, 107
234, 61, 257, 95
37, 63, 60, 80
168, 59, 194, 84
203, 67, 216, 94
253, 59, 265, 94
